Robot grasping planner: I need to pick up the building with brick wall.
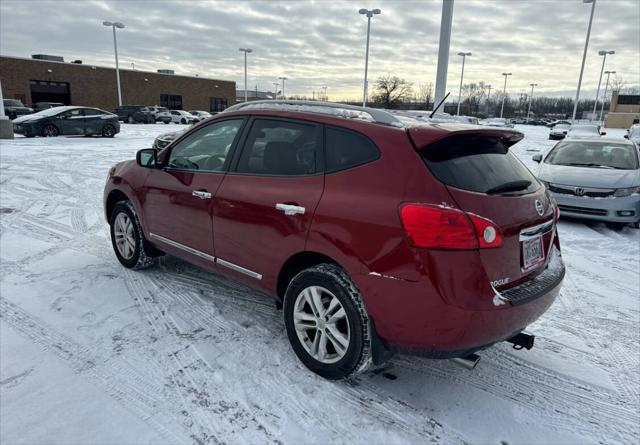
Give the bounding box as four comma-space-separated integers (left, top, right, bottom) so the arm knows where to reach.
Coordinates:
0, 55, 236, 113
604, 91, 640, 129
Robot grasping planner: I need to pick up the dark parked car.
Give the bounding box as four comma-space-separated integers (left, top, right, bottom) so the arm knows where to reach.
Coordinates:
3, 99, 33, 120
114, 105, 155, 124
13, 106, 120, 137
33, 102, 65, 112
104, 100, 563, 379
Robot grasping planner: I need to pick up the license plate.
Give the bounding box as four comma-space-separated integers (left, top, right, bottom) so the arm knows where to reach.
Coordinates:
522, 236, 544, 270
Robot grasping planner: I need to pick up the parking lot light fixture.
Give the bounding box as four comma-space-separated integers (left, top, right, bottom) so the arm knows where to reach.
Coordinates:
359, 8, 381, 107
239, 48, 253, 102
456, 52, 472, 116
279, 77, 288, 99
572, 0, 597, 121
500, 72, 512, 118
103, 20, 125, 106
527, 83, 538, 122
273, 82, 280, 100
599, 70, 615, 123
592, 50, 615, 121
239, 49, 253, 101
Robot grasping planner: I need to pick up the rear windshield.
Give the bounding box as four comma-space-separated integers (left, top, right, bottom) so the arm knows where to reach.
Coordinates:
420, 134, 539, 195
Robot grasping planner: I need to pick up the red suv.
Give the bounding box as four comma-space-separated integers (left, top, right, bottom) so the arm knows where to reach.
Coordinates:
104, 101, 564, 379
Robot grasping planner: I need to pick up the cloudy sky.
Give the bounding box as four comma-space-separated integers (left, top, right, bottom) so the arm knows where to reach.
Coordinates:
1, 0, 638, 100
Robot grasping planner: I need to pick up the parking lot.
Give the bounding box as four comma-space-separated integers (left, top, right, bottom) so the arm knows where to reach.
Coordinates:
0, 124, 638, 444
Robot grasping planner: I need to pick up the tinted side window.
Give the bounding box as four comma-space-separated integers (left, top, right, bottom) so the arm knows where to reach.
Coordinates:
421, 134, 539, 194
236, 119, 319, 176
167, 119, 243, 172
83, 109, 103, 116
325, 127, 380, 172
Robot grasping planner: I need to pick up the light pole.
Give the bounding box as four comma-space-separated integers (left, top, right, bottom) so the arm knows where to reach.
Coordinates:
456, 52, 471, 116
273, 82, 280, 100
592, 50, 614, 121
279, 76, 288, 99
487, 85, 492, 100
434, 0, 455, 106
500, 72, 512, 118
359, 8, 381, 107
527, 83, 538, 122
572, 0, 597, 121
599, 70, 615, 123
102, 21, 125, 106
321, 86, 328, 101
238, 48, 253, 102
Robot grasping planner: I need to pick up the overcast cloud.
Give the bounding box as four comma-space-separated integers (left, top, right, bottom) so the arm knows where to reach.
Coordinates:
1, 0, 638, 100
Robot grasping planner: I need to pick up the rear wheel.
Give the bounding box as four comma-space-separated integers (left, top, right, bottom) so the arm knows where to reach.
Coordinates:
102, 124, 116, 138
283, 264, 372, 380
109, 201, 161, 269
41, 124, 59, 137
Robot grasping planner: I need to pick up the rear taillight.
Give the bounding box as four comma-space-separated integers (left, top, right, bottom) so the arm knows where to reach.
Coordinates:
399, 204, 503, 250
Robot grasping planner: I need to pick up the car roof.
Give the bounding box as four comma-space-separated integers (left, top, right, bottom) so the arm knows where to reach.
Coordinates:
563, 136, 633, 144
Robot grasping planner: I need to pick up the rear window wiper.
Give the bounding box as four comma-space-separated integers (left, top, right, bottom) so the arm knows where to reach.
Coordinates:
486, 180, 532, 195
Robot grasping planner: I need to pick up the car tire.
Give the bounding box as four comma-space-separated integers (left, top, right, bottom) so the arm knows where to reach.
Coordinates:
181, 118, 187, 124
164, 120, 170, 124
109, 201, 161, 270
102, 124, 116, 138
41, 124, 59, 137
128, 116, 134, 124
283, 263, 373, 380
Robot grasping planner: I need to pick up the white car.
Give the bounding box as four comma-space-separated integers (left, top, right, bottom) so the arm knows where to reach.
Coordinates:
169, 110, 197, 124
566, 124, 603, 138
478, 118, 514, 128
626, 124, 640, 145
148, 106, 172, 124
188, 110, 213, 122
549, 123, 571, 140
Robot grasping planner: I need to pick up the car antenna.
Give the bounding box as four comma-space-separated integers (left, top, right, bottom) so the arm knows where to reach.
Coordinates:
430, 92, 450, 119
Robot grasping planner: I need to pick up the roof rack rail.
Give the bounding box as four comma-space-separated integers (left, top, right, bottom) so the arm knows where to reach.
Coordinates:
224, 100, 404, 127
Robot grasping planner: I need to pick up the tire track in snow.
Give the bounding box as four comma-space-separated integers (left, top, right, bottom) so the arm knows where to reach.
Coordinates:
0, 297, 187, 443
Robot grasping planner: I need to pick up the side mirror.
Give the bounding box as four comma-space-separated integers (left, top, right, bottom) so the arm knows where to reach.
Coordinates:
624, 134, 629, 139
601, 132, 607, 136
136, 148, 157, 168
532, 154, 543, 163
563, 131, 568, 134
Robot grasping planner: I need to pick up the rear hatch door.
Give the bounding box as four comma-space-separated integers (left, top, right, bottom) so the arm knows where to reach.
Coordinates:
409, 128, 555, 288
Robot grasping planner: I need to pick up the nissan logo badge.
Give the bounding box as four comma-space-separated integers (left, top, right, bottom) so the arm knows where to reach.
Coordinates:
535, 200, 544, 216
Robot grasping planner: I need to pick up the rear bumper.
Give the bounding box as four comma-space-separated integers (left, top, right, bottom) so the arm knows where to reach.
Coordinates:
552, 192, 640, 223
354, 249, 563, 358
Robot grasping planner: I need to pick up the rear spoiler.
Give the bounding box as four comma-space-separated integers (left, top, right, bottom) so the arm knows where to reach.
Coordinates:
408, 125, 524, 150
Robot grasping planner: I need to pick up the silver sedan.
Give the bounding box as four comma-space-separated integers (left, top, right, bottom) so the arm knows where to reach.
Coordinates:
533, 137, 640, 228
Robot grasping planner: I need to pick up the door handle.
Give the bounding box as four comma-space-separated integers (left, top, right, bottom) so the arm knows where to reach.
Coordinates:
276, 203, 306, 216
192, 190, 212, 200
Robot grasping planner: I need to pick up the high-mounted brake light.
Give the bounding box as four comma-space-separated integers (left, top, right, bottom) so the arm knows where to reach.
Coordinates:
400, 204, 503, 250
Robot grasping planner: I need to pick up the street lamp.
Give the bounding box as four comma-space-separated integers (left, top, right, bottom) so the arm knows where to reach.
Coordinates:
456, 52, 471, 116
487, 85, 492, 100
572, 0, 597, 121
527, 83, 538, 122
599, 70, 615, 123
500, 72, 512, 118
322, 86, 328, 101
273, 82, 280, 100
238, 48, 253, 102
592, 50, 615, 121
359, 8, 381, 107
102, 21, 125, 107
279, 76, 288, 99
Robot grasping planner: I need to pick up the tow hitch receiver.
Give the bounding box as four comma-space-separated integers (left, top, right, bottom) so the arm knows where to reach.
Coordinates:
507, 332, 535, 350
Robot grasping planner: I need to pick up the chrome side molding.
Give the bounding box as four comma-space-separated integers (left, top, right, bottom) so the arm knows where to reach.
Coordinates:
149, 232, 262, 280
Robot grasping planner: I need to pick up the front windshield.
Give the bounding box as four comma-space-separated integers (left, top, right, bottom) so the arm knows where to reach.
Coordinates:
546, 141, 639, 170
3, 99, 22, 107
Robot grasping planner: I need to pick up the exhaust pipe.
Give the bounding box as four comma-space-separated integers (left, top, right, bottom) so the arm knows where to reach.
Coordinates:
507, 332, 535, 350
450, 353, 480, 370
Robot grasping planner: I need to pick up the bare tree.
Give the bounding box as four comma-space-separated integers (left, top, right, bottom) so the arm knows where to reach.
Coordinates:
372, 75, 414, 109
610, 74, 626, 93
415, 82, 434, 109
461, 81, 488, 115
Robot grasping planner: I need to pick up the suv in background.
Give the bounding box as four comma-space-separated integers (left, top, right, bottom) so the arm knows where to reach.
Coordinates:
148, 106, 172, 124
3, 99, 33, 119
114, 105, 155, 124
104, 100, 563, 380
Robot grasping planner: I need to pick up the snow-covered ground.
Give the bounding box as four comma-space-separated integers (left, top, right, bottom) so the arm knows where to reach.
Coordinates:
1, 123, 638, 444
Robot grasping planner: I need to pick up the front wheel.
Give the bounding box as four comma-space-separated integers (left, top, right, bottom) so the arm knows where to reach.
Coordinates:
283, 264, 372, 380
181, 118, 187, 124
41, 124, 59, 137
102, 124, 116, 138
109, 201, 161, 269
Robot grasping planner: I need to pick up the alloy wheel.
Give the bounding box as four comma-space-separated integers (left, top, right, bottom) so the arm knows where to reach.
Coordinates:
293, 286, 350, 364
42, 125, 58, 137
114, 212, 136, 260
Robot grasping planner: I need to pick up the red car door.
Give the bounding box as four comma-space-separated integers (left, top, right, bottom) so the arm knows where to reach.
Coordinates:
212, 117, 324, 293
141, 118, 245, 269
